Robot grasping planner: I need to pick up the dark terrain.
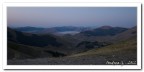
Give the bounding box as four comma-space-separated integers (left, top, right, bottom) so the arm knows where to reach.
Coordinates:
7, 26, 137, 65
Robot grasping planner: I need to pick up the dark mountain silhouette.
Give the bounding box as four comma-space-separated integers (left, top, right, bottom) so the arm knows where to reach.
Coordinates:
14, 26, 92, 35
15, 26, 45, 32
80, 26, 128, 36
35, 26, 92, 35
8, 27, 63, 47
48, 26, 89, 32
98, 25, 113, 29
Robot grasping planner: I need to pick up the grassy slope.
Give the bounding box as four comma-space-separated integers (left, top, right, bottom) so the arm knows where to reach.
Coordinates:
69, 36, 137, 64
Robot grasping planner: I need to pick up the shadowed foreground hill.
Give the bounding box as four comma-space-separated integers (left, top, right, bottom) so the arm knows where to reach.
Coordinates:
8, 27, 63, 47
8, 36, 136, 65
7, 28, 74, 60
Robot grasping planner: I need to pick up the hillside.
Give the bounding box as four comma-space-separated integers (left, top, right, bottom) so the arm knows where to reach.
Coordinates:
71, 36, 136, 57
80, 26, 128, 36
7, 26, 137, 65
8, 27, 112, 55
111, 26, 136, 42
8, 41, 51, 59
8, 36, 137, 65
72, 26, 135, 43
8, 27, 63, 47
7, 28, 76, 60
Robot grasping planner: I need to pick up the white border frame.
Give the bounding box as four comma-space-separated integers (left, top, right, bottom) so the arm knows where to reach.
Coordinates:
3, 3, 141, 69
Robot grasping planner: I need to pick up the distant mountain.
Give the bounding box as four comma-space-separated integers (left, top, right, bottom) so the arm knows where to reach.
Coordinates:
36, 26, 92, 34
79, 26, 128, 36
14, 26, 92, 35
98, 26, 113, 29
49, 26, 89, 32
14, 26, 45, 32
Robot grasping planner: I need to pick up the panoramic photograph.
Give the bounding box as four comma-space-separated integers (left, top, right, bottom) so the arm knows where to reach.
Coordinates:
7, 7, 137, 65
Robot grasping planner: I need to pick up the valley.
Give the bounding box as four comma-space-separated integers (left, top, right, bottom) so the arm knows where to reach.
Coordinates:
7, 26, 137, 65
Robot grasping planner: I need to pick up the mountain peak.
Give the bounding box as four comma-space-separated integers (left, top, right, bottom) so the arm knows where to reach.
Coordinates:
99, 26, 113, 29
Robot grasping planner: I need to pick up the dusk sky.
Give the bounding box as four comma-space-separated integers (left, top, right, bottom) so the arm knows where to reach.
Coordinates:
7, 7, 137, 28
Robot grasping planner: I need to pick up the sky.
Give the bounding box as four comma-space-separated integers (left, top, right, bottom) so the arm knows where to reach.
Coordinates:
7, 7, 137, 28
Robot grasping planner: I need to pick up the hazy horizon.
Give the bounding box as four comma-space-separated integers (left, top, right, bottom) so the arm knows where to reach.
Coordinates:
8, 25, 136, 29
7, 7, 137, 28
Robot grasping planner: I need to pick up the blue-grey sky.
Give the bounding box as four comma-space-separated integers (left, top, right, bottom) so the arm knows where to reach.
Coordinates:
7, 7, 137, 28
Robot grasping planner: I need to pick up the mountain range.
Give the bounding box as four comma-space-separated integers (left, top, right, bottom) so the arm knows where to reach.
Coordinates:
80, 26, 128, 36
8, 25, 137, 65
14, 26, 92, 35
